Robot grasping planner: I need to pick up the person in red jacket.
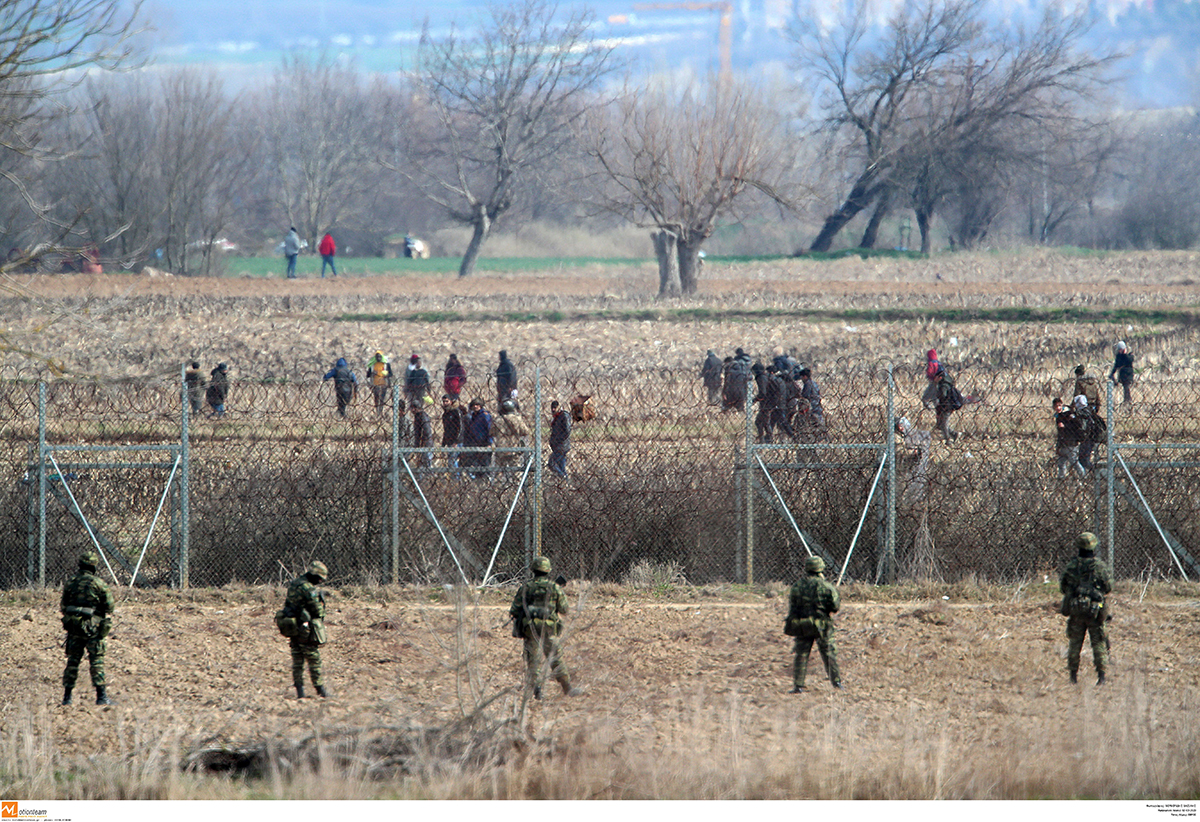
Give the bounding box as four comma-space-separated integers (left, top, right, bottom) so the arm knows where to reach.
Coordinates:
318, 232, 338, 278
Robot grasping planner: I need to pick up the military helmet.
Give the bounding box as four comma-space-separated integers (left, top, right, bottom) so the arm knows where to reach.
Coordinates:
1075, 532, 1098, 555
805, 555, 826, 574
531, 556, 551, 574
306, 560, 329, 581
79, 551, 99, 570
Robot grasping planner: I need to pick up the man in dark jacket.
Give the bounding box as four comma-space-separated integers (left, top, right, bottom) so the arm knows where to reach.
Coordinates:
495, 350, 518, 411
412, 395, 434, 467
1109, 341, 1134, 405
184, 361, 205, 415
441, 394, 466, 472
404, 354, 430, 405
723, 349, 751, 411
206, 362, 229, 418
549, 400, 571, 478
462, 397, 494, 477
323, 357, 357, 417
1054, 397, 1085, 479
700, 350, 722, 406
61, 551, 115, 705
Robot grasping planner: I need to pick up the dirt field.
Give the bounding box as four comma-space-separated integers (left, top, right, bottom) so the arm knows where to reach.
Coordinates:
4, 581, 1199, 798
4, 252, 1200, 799
4, 249, 1200, 381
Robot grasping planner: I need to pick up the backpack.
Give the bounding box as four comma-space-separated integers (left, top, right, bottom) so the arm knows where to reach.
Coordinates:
275, 607, 303, 638
943, 382, 965, 411
1084, 408, 1107, 442
1061, 560, 1105, 620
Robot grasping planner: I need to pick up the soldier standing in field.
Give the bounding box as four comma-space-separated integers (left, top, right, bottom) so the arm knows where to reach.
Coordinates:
785, 555, 842, 693
282, 560, 330, 698
510, 556, 578, 700
60, 551, 115, 705
1059, 532, 1113, 685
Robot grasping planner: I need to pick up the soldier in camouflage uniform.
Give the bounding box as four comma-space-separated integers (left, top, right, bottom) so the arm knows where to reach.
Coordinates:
282, 560, 330, 698
60, 551, 115, 705
510, 557, 578, 699
785, 556, 842, 693
1059, 532, 1113, 685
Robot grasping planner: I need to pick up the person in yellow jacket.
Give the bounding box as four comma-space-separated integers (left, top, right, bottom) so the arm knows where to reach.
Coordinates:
367, 350, 393, 415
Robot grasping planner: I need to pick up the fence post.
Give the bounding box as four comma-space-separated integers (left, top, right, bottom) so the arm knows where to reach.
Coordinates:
36, 381, 46, 587
179, 363, 190, 589
884, 366, 897, 583
390, 382, 400, 584
533, 367, 542, 565
744, 375, 754, 585
1105, 378, 1115, 568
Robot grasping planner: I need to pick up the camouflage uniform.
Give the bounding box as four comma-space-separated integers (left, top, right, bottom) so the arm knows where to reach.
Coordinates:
786, 556, 842, 692
283, 561, 329, 698
60, 552, 115, 705
510, 557, 575, 699
1059, 532, 1113, 684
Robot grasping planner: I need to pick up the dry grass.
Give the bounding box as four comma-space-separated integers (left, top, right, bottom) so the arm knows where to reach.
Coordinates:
3, 582, 1198, 800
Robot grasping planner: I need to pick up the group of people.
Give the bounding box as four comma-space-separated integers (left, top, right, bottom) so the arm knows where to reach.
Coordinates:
184, 361, 230, 418
282, 228, 339, 279
1053, 364, 1109, 479
700, 348, 825, 442
321, 349, 570, 479
59, 527, 1112, 708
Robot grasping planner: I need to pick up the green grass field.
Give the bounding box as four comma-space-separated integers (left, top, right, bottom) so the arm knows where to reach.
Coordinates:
218, 255, 658, 278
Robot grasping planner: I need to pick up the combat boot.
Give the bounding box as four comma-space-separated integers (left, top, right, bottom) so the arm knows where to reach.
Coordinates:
559, 677, 580, 697
1097, 672, 1106, 686
61, 687, 73, 706
1069, 670, 1078, 684
791, 686, 806, 694
95, 686, 111, 706
315, 685, 328, 698
532, 685, 542, 701
295, 684, 306, 699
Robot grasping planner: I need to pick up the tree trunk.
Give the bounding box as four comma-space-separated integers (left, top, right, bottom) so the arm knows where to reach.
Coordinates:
805, 170, 881, 253
916, 207, 934, 255
458, 208, 491, 278
677, 236, 703, 296
652, 231, 681, 298
859, 185, 893, 249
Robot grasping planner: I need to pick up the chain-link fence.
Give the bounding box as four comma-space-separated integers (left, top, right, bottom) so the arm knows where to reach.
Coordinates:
2, 357, 1198, 588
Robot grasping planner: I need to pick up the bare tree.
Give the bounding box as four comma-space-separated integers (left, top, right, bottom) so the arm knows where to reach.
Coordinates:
586, 78, 796, 296
0, 0, 143, 269
48, 75, 158, 265
795, 0, 1113, 254
156, 71, 255, 276
794, 0, 983, 253
1110, 114, 1200, 249
258, 55, 381, 251
395, 0, 616, 278
52, 70, 254, 276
